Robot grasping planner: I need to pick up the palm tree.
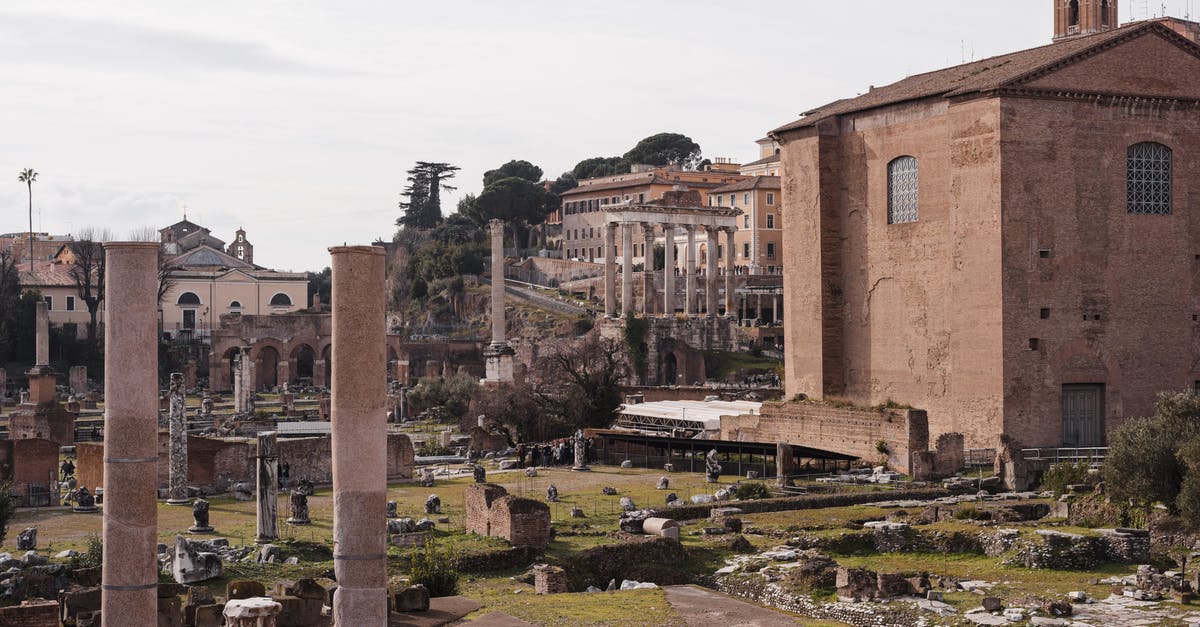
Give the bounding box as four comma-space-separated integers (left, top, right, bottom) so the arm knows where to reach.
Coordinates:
17, 169, 38, 272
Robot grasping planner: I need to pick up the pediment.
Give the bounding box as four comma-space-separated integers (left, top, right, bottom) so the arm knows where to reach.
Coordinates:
1017, 28, 1200, 100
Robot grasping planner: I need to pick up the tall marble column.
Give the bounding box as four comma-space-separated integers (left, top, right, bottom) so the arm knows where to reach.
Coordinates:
641, 222, 656, 315
684, 226, 697, 315
330, 245, 388, 625
35, 300, 48, 366
621, 223, 634, 316
255, 431, 279, 543
28, 300, 56, 405
603, 223, 616, 317
705, 227, 719, 317
101, 242, 160, 626
724, 227, 736, 317
167, 373, 189, 505
662, 224, 675, 316
484, 220, 514, 384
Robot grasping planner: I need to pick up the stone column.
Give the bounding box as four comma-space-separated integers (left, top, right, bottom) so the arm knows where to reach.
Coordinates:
329, 245, 388, 625
724, 228, 736, 317
662, 224, 675, 316
255, 431, 279, 543
167, 373, 189, 505
685, 226, 697, 315
35, 300, 49, 366
705, 227, 719, 317
100, 241, 160, 627
489, 219, 506, 346
775, 292, 782, 323
621, 223, 634, 316
603, 223, 616, 317
641, 222, 656, 315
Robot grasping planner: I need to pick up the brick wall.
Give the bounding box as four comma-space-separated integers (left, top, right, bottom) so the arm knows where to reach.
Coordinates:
75, 442, 103, 492
11, 439, 59, 505
490, 495, 551, 549
721, 401, 928, 474
464, 484, 550, 548
0, 600, 58, 626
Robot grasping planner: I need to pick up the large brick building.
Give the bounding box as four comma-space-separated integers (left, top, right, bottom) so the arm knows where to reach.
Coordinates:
771, 14, 1200, 448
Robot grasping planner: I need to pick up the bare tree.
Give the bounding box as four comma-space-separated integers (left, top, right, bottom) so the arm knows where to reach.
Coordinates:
69, 227, 111, 345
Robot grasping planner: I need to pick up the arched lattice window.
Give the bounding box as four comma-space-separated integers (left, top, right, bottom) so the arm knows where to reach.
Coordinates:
1127, 142, 1172, 215
1068, 0, 1080, 27
1101, 0, 1110, 26
176, 292, 201, 306
229, 300, 243, 309
887, 156, 919, 224
269, 292, 293, 306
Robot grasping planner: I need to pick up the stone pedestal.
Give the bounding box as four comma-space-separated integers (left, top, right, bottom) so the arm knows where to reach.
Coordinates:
255, 432, 279, 543
69, 366, 88, 396
329, 245, 388, 625
167, 373, 189, 505
223, 597, 281, 627
100, 242, 161, 627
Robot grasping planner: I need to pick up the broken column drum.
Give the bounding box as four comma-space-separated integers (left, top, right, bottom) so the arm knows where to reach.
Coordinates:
167, 372, 189, 504
330, 245, 388, 625
255, 431, 279, 543
100, 242, 161, 627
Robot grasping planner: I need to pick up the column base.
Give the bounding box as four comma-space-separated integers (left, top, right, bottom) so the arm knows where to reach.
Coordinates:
255, 535, 278, 544
287, 518, 312, 525
188, 526, 215, 534
166, 498, 191, 505
571, 465, 592, 472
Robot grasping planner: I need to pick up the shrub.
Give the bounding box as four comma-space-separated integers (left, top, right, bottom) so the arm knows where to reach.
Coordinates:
417, 439, 452, 457
953, 506, 991, 521
72, 534, 103, 569
1041, 459, 1091, 496
409, 541, 460, 597
734, 482, 772, 500
0, 483, 14, 545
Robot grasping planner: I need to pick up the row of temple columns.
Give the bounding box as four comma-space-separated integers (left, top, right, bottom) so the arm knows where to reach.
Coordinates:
101, 243, 387, 625
603, 222, 736, 318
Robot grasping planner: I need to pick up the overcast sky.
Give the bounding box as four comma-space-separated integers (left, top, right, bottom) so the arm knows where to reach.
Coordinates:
1, 0, 1194, 271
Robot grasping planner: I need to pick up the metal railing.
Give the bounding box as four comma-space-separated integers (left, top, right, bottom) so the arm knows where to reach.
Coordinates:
1020, 447, 1107, 464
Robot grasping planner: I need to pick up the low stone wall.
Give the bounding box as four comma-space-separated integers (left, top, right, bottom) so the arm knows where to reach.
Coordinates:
565, 536, 688, 592
646, 488, 949, 521
705, 577, 924, 627
1002, 529, 1148, 569
506, 257, 602, 286
720, 401, 933, 475
0, 600, 58, 627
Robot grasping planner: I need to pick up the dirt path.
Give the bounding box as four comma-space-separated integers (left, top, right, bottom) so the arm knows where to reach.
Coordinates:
663, 585, 804, 626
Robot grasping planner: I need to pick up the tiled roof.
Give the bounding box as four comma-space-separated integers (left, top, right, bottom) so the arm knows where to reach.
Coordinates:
741, 154, 781, 168
18, 261, 79, 287
772, 22, 1194, 134
711, 176, 781, 194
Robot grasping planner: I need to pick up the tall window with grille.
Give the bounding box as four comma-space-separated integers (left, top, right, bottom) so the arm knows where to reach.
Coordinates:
887, 156, 919, 224
1127, 142, 1172, 215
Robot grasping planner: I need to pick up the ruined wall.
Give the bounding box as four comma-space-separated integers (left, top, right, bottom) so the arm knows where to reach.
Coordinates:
0, 600, 58, 627
11, 439, 59, 505
464, 483, 550, 547
80, 432, 414, 493
489, 495, 552, 549
720, 401, 928, 474
506, 257, 602, 286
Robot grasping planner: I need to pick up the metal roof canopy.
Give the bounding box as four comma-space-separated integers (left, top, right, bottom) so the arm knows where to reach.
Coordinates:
594, 430, 859, 461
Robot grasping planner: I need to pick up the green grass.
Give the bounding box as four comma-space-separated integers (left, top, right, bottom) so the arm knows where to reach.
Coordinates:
461, 575, 688, 627
704, 351, 783, 380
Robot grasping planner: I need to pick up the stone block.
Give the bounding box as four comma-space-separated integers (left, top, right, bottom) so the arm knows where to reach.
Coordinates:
275, 594, 322, 626
191, 603, 225, 627
393, 584, 430, 612
157, 594, 182, 627
836, 566, 877, 602
223, 597, 282, 626
226, 580, 267, 600
59, 586, 100, 623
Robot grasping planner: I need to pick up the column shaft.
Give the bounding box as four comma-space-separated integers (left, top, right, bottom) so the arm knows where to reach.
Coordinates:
705, 227, 718, 317
101, 242, 160, 627
489, 220, 506, 345
167, 373, 188, 504
724, 228, 735, 317
330, 246, 388, 626
641, 223, 656, 315
603, 224, 616, 317
662, 225, 675, 315
35, 301, 48, 366
621, 223, 634, 316
685, 227, 696, 315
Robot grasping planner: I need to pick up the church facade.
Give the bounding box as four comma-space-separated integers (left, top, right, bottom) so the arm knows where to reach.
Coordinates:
772, 9, 1200, 448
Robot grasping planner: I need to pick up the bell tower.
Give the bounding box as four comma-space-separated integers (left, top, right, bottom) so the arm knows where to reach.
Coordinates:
1054, 0, 1118, 41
